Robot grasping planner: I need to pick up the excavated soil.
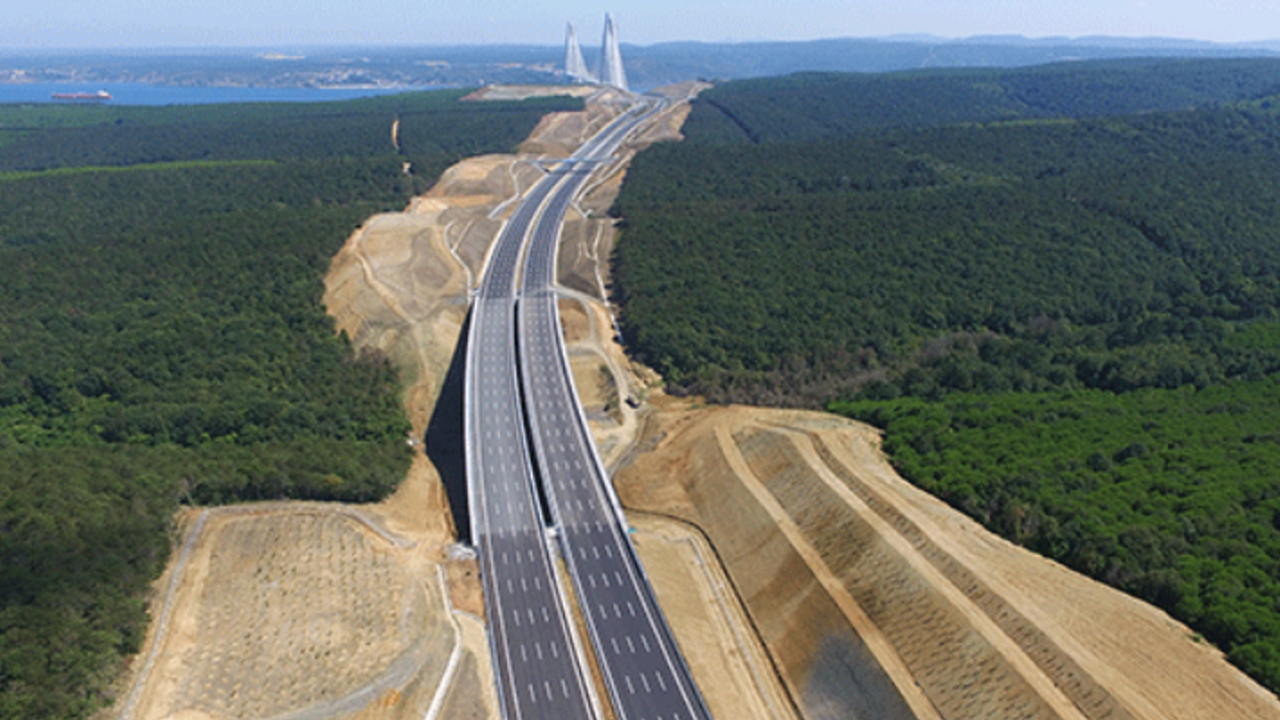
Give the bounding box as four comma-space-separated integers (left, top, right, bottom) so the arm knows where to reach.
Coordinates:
462, 85, 598, 102
119, 503, 453, 720
629, 513, 799, 720
614, 404, 1280, 720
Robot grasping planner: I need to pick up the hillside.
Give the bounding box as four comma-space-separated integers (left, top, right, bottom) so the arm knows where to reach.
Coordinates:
0, 90, 578, 720
609, 58, 1280, 692
679, 58, 1280, 140
615, 68, 1280, 404
616, 403, 1280, 720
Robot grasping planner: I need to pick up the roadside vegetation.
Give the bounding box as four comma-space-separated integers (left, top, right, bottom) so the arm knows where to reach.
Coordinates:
610, 58, 1280, 691
0, 90, 579, 720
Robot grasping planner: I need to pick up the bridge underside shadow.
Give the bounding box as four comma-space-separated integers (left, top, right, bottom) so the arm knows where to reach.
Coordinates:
425, 307, 471, 543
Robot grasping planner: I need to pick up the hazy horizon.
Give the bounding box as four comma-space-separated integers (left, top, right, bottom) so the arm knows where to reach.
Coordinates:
2, 33, 1279, 56
5, 0, 1280, 50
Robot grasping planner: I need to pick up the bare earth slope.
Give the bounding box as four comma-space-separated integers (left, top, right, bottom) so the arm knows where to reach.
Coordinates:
615, 404, 1280, 720
118, 503, 458, 720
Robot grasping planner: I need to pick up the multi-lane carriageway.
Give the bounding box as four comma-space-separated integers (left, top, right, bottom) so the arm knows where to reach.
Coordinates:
465, 98, 713, 720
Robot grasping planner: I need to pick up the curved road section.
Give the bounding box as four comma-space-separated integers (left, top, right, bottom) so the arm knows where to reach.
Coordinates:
467, 166, 593, 720
468, 100, 709, 720
519, 106, 713, 720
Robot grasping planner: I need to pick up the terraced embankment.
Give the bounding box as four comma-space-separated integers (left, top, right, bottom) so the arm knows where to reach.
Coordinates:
614, 405, 1280, 720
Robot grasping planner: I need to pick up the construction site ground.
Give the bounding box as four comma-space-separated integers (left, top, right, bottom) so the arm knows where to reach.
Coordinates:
112, 83, 1280, 720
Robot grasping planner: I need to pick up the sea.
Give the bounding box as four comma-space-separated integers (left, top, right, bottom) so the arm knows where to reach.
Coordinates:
0, 81, 430, 105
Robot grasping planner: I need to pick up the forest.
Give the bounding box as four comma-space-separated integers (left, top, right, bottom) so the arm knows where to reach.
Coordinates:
610, 59, 1280, 692
614, 60, 1280, 405
680, 57, 1280, 141
832, 383, 1280, 691
0, 90, 578, 719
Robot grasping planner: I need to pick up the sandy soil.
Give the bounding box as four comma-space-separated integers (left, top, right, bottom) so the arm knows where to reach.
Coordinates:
561, 295, 647, 467
118, 501, 452, 720
445, 554, 485, 620
462, 85, 598, 102
630, 513, 800, 720
613, 404, 1280, 720
115, 454, 492, 720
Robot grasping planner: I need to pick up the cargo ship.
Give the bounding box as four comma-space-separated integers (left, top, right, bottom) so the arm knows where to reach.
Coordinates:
51, 90, 112, 102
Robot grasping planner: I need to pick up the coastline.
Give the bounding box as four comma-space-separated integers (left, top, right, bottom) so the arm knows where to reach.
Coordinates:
0, 80, 434, 105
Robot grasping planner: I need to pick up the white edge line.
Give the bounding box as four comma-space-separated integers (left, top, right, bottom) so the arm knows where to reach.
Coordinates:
521, 100, 711, 720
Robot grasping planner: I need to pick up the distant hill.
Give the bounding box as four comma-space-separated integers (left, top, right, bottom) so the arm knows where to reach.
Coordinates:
624, 36, 1280, 87
678, 57, 1280, 141
2, 35, 1279, 91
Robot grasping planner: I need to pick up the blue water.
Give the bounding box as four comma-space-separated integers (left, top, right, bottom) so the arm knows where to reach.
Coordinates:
0, 81, 431, 106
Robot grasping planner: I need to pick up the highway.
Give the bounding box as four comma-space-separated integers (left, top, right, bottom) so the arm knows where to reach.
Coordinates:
467, 164, 593, 720
467, 99, 710, 720
518, 104, 712, 720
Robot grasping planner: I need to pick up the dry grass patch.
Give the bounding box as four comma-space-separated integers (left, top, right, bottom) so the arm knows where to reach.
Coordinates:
129, 506, 453, 720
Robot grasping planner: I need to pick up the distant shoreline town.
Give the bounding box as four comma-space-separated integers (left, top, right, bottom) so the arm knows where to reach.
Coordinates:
2, 35, 1278, 93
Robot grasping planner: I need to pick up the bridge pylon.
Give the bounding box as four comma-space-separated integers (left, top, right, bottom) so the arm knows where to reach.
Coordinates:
598, 13, 629, 91
564, 23, 595, 83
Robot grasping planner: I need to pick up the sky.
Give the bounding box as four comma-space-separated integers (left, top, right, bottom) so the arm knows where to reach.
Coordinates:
3, 0, 1279, 49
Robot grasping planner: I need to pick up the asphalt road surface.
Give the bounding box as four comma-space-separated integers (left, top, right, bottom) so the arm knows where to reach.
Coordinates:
468, 99, 709, 720
518, 104, 712, 720
467, 169, 594, 720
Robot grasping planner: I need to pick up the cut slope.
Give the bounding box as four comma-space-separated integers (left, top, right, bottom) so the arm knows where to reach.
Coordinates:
614, 404, 1280, 720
